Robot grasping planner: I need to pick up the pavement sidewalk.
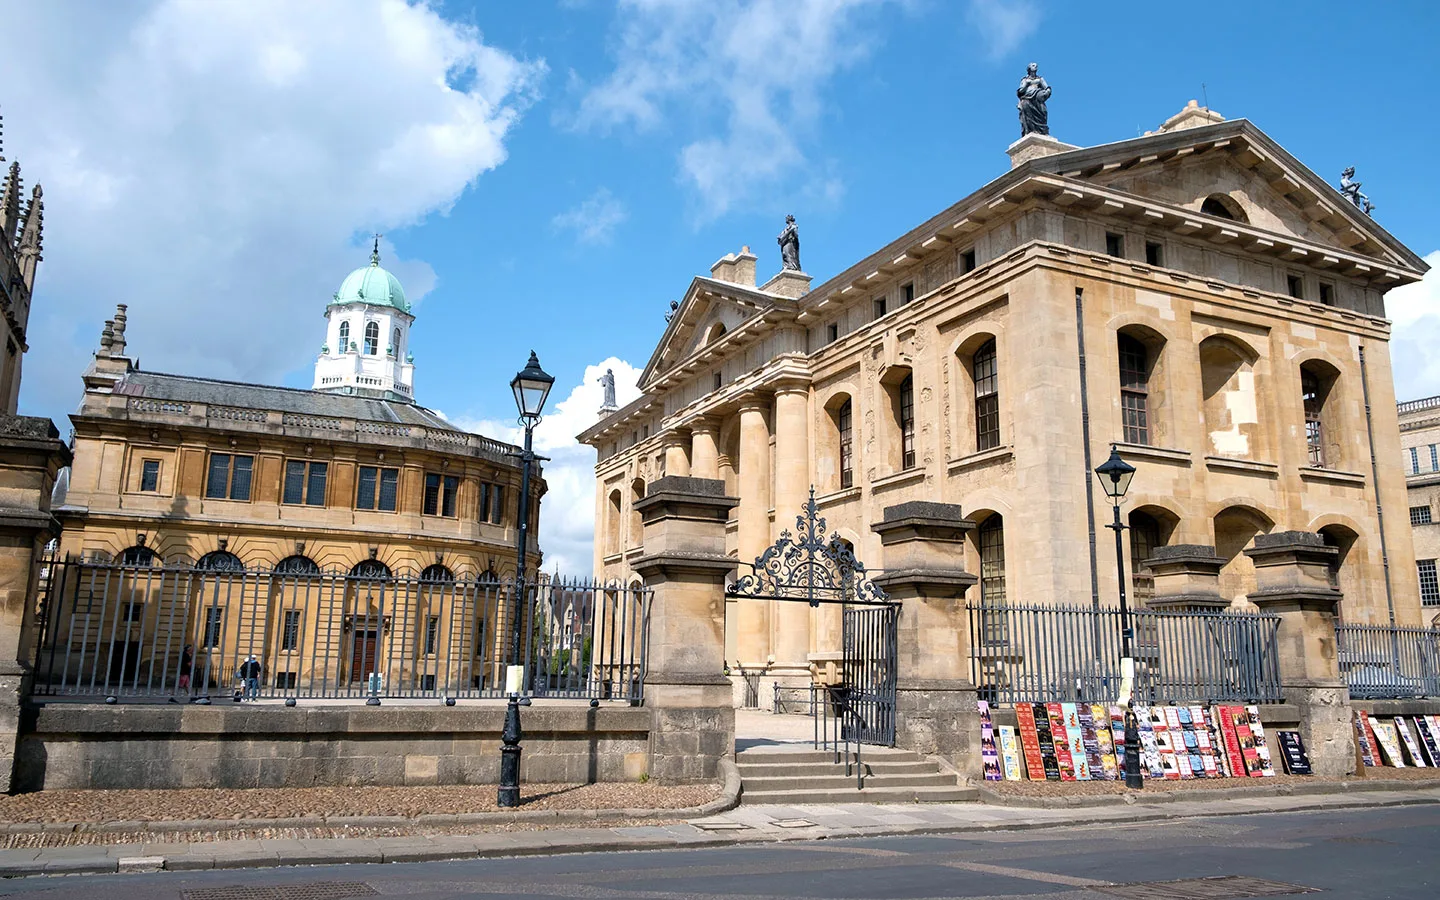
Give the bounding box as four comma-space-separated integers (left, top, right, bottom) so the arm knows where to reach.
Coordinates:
1, 782, 1438, 878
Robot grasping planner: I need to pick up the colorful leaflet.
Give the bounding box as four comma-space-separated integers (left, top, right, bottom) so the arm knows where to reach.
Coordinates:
1061, 703, 1091, 781
1092, 703, 1119, 780
1243, 705, 1276, 776
1133, 702, 1165, 778
1370, 719, 1406, 767
1015, 703, 1046, 781
979, 700, 1003, 781
1047, 702, 1075, 781
1077, 705, 1108, 781
1394, 716, 1428, 767
1216, 705, 1246, 778
1353, 710, 1377, 767
1034, 703, 1061, 781
998, 725, 1024, 781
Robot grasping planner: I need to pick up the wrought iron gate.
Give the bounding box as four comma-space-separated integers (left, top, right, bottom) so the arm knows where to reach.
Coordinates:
726, 487, 897, 748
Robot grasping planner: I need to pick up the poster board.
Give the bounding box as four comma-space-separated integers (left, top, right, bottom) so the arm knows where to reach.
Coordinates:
1277, 731, 1313, 775
998, 725, 1024, 781
1394, 716, 1428, 767
1243, 706, 1276, 776
1370, 719, 1406, 767
1047, 702, 1075, 781
1353, 710, 1377, 767
1015, 703, 1046, 781
979, 700, 1003, 781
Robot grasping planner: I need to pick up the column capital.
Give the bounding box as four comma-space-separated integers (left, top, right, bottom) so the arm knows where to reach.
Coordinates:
736, 393, 771, 413
771, 377, 810, 397
688, 417, 720, 436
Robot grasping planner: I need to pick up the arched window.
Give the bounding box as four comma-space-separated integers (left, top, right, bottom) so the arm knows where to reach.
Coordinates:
1301, 365, 1329, 467
1201, 194, 1247, 223
898, 375, 915, 469
836, 398, 853, 489
1118, 334, 1152, 445
420, 564, 455, 583
976, 515, 1007, 648
973, 339, 999, 452
196, 550, 244, 572
349, 558, 391, 579
606, 489, 623, 557
704, 322, 727, 345
391, 327, 401, 358
478, 567, 500, 583
119, 545, 156, 566
629, 478, 646, 548
275, 555, 320, 576
364, 322, 379, 355
1129, 511, 1163, 605
1199, 336, 1261, 459
338, 321, 350, 352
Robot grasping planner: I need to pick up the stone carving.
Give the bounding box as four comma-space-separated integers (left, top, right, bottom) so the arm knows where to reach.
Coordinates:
1339, 167, 1375, 215
1016, 63, 1052, 137
664, 299, 679, 323
598, 368, 617, 410
778, 215, 801, 271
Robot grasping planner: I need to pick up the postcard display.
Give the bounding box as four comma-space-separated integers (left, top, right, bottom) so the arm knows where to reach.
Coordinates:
1355, 711, 1440, 768
1009, 703, 1280, 782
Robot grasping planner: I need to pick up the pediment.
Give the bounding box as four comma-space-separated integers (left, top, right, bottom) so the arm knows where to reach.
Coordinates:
637, 276, 790, 391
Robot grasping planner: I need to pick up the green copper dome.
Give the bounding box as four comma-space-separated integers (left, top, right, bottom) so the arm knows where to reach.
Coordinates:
330, 244, 410, 313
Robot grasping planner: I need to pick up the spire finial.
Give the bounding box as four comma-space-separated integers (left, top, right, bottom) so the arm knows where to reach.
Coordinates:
370, 233, 382, 266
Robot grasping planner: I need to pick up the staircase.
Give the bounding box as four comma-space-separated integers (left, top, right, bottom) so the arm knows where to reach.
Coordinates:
736, 744, 976, 805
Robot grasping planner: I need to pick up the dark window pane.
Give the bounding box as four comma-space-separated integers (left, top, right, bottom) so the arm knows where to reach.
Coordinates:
203, 607, 224, 648
206, 453, 230, 499
423, 473, 441, 516
837, 399, 853, 489
491, 485, 505, 524
379, 469, 398, 511
479, 483, 490, 522
978, 516, 1008, 646
1302, 368, 1325, 467
306, 462, 328, 506
1118, 335, 1150, 446
282, 610, 301, 651
425, 616, 440, 655
973, 339, 999, 452
442, 475, 458, 517
230, 455, 253, 501
140, 460, 160, 492
899, 375, 915, 470
283, 460, 306, 505
356, 466, 377, 510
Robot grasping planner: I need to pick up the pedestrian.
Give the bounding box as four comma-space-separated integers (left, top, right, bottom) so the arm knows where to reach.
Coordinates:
243, 655, 262, 701
177, 644, 193, 694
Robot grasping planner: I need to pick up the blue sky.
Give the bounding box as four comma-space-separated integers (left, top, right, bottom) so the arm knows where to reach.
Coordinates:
3, 0, 1439, 572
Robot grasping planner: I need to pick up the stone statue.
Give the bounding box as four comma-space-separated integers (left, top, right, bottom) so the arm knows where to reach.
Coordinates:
1339, 167, 1375, 215
778, 214, 801, 271
1016, 62, 1052, 137
598, 368, 617, 409
664, 299, 679, 323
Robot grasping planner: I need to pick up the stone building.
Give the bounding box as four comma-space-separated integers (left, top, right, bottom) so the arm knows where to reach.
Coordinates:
1399, 395, 1440, 616
0, 148, 43, 414
580, 103, 1428, 696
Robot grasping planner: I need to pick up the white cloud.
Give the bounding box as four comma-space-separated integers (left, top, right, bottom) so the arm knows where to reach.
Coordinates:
551, 187, 628, 244
965, 0, 1040, 60
569, 0, 891, 221
1385, 250, 1440, 402
454, 357, 643, 576
2, 0, 543, 422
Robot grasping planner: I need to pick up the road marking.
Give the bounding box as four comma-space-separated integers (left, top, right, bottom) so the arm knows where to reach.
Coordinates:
942, 859, 1111, 888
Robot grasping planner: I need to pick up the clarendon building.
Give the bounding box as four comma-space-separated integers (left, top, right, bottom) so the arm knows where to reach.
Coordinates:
1400, 395, 1440, 615
580, 102, 1428, 698
47, 249, 543, 692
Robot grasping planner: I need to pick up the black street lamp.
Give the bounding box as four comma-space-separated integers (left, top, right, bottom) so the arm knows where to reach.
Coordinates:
498, 351, 553, 809
1094, 445, 1144, 790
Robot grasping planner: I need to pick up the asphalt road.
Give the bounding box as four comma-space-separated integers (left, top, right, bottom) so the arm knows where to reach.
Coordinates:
1, 804, 1436, 900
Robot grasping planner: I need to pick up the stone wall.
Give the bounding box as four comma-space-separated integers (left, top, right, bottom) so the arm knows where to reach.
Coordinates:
16, 703, 650, 792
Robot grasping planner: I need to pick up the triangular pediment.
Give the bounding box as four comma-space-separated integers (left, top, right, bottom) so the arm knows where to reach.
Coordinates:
637, 276, 792, 391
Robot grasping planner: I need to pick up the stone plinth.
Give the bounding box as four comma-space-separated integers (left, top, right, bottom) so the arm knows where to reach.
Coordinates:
872, 501, 979, 774
1244, 531, 1352, 776
1143, 544, 1228, 610
633, 477, 737, 783
760, 270, 812, 298
1007, 133, 1080, 169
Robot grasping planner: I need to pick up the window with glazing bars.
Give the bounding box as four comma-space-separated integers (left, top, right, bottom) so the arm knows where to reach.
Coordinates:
423, 473, 459, 517
1413, 505, 1434, 526
202, 607, 224, 648
1432, 444, 1439, 473
480, 483, 505, 524
837, 399, 853, 489
1420, 559, 1440, 606
978, 516, 1008, 646
356, 466, 399, 511
283, 460, 328, 506
281, 610, 301, 651
205, 453, 253, 500
364, 321, 379, 355
899, 375, 916, 469
1410, 447, 1421, 475
424, 616, 440, 655
1118, 335, 1150, 445
139, 459, 160, 492
1302, 368, 1325, 467
973, 339, 999, 451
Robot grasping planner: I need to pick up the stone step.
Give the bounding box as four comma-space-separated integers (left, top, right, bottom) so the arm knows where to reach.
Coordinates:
735, 747, 925, 766
741, 772, 959, 791
740, 784, 978, 805
736, 759, 940, 779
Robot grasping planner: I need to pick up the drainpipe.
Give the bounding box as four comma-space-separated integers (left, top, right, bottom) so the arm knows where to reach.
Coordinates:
1357, 345, 1397, 628
1076, 287, 1101, 611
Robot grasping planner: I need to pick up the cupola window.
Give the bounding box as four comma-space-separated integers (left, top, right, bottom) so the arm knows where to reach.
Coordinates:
338, 321, 349, 353
364, 322, 379, 355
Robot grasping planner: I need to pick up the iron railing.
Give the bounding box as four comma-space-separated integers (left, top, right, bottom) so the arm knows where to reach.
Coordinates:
968, 602, 1283, 705
1336, 623, 1440, 699
31, 558, 649, 704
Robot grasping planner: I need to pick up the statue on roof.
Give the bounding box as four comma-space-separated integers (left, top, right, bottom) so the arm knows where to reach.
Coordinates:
664, 299, 679, 323
1016, 63, 1052, 137
778, 214, 801, 271
598, 368, 617, 410
1339, 167, 1375, 215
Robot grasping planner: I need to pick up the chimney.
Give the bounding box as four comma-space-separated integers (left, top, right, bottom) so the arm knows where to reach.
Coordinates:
709, 245, 757, 287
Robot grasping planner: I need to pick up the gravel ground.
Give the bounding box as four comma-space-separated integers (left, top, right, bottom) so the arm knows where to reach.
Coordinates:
0, 782, 722, 825
986, 767, 1440, 796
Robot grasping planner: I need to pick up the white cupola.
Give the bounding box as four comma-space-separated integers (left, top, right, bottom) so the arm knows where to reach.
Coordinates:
313, 238, 416, 401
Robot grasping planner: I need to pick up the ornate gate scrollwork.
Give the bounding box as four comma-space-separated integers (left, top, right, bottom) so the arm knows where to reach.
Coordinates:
726, 487, 889, 606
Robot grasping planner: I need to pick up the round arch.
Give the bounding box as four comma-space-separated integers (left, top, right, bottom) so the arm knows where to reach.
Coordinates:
196, 550, 245, 572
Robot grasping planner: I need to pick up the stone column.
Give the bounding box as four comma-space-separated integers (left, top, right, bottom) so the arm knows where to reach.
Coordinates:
633, 476, 737, 783
871, 502, 980, 774
0, 416, 71, 791
689, 420, 720, 480
662, 432, 690, 478
735, 397, 771, 668
1244, 531, 1353, 777
771, 382, 811, 680
1144, 544, 1228, 611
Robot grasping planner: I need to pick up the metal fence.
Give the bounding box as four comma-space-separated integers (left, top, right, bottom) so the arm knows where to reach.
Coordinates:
1336, 623, 1440, 699
968, 602, 1283, 706
31, 558, 649, 704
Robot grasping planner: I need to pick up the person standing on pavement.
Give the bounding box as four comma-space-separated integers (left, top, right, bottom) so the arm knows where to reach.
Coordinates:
177, 644, 193, 695
242, 655, 262, 701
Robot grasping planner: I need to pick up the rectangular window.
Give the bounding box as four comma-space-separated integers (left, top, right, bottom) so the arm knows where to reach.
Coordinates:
1303, 369, 1325, 467
873, 297, 887, 320
1319, 282, 1335, 305
423, 473, 458, 517
490, 484, 505, 524
281, 610, 301, 651
961, 248, 977, 273
1118, 336, 1150, 446
713, 372, 722, 392
1105, 232, 1125, 258
202, 607, 224, 648
978, 518, 1008, 645
1431, 444, 1439, 472
1421, 560, 1440, 606
424, 616, 440, 655
1145, 241, 1164, 267
204, 453, 253, 501
479, 482, 490, 522
283, 460, 328, 506
356, 466, 399, 511
1286, 274, 1304, 299
826, 323, 839, 344
124, 602, 144, 623
139, 459, 160, 492
1411, 447, 1421, 475
901, 283, 914, 305
899, 376, 916, 470
274, 672, 297, 689
974, 342, 1000, 452
1413, 506, 1434, 526
837, 400, 853, 490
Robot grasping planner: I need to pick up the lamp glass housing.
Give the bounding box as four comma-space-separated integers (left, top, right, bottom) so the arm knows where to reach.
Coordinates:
1094, 447, 1136, 502
511, 351, 554, 421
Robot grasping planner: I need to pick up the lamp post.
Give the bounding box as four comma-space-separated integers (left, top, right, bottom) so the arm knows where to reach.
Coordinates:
497, 350, 554, 809
1094, 445, 1143, 790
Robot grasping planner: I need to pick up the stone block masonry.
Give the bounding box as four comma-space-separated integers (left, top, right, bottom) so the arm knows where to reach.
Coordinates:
15, 703, 651, 791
